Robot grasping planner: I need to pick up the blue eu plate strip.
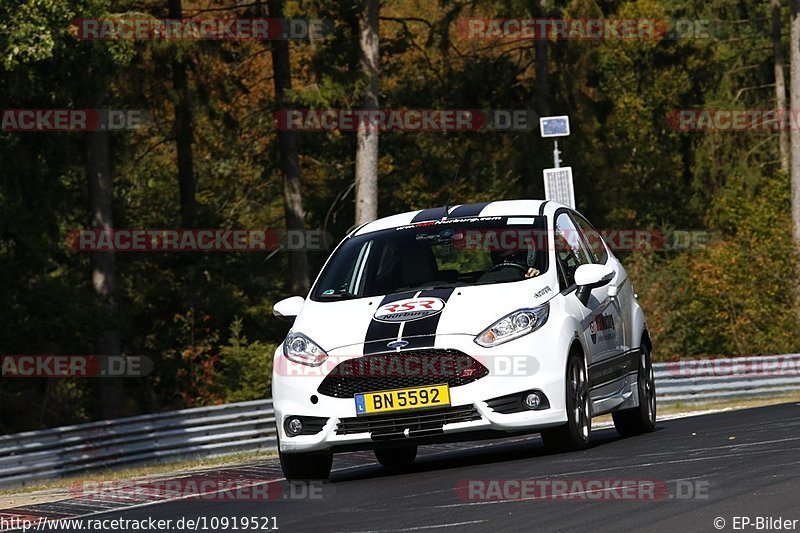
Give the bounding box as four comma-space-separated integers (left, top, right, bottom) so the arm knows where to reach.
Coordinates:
355, 394, 366, 414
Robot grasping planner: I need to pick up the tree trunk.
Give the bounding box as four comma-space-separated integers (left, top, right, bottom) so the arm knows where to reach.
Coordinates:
169, 0, 197, 227
773, 0, 789, 173
269, 0, 310, 294
791, 0, 800, 243
355, 0, 380, 225
533, 0, 551, 116
87, 127, 123, 419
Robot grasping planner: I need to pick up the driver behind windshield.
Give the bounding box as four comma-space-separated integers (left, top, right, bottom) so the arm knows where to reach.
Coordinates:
478, 249, 540, 283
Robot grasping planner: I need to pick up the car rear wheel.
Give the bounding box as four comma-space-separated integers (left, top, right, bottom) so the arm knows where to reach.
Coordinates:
279, 449, 333, 480
374, 445, 417, 469
541, 351, 591, 453
612, 344, 657, 436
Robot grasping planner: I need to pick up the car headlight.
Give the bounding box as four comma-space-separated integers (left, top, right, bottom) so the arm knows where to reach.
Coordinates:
474, 303, 550, 347
283, 332, 328, 366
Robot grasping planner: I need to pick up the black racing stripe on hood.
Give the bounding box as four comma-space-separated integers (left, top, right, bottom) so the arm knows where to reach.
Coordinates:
411, 207, 448, 223
363, 291, 416, 354
447, 202, 491, 218
398, 287, 456, 348
401, 334, 437, 350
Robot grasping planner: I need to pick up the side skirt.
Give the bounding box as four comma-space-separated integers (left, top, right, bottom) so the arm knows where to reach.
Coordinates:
590, 370, 639, 416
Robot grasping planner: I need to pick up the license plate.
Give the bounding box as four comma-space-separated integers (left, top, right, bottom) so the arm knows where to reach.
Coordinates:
354, 384, 450, 416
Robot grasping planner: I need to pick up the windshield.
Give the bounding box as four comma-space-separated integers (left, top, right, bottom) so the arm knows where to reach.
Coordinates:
311, 216, 549, 301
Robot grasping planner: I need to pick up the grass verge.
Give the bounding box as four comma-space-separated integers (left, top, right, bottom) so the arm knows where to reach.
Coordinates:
0, 450, 277, 507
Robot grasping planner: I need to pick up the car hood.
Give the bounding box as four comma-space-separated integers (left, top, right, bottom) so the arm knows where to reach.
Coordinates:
290, 279, 556, 353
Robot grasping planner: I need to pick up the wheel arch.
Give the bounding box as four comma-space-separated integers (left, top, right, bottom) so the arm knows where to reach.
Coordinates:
641, 328, 652, 354
631, 301, 649, 353
569, 337, 586, 361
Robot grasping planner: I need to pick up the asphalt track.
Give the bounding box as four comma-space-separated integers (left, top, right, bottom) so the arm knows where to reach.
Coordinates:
13, 403, 800, 533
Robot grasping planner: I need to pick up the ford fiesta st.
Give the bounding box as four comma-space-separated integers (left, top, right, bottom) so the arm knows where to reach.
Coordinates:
272, 199, 655, 480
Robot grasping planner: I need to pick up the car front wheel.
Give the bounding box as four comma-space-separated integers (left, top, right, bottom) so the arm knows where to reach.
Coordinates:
541, 351, 591, 453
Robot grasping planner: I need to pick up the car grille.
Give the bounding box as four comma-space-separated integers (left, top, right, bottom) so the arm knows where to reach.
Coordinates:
336, 404, 481, 436
316, 349, 489, 398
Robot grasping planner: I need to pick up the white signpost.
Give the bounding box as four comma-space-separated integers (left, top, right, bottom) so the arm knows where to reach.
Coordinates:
540, 115, 574, 208
543, 167, 575, 209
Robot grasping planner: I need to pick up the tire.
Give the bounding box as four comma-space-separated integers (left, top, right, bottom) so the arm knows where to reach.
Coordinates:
613, 344, 657, 437
279, 449, 333, 480
374, 445, 417, 469
541, 351, 591, 453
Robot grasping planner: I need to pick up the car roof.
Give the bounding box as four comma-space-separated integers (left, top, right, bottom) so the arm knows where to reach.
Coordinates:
353, 199, 567, 236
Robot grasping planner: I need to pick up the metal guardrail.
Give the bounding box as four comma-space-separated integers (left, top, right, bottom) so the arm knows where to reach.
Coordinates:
1, 354, 798, 489
0, 399, 276, 489
654, 354, 800, 404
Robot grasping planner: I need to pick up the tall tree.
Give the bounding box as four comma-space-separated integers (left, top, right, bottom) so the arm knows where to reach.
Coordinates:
355, 0, 379, 225
772, 0, 789, 173
87, 123, 123, 419
533, 0, 551, 116
169, 0, 197, 227
268, 0, 310, 293
791, 0, 800, 242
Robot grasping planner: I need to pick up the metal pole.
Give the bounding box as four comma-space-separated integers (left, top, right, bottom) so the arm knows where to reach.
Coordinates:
553, 140, 560, 168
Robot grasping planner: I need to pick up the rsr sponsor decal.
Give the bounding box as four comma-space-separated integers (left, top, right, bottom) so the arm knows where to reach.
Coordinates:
373, 297, 445, 323
395, 216, 503, 230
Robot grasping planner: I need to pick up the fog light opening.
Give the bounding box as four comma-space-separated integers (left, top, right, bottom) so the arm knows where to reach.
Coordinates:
285, 417, 304, 436
523, 392, 542, 410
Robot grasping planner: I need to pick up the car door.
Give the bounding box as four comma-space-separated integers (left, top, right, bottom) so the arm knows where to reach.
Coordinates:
570, 211, 627, 358
553, 211, 625, 387
552, 210, 594, 362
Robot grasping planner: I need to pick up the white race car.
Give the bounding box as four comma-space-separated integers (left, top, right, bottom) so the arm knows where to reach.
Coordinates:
272, 199, 655, 480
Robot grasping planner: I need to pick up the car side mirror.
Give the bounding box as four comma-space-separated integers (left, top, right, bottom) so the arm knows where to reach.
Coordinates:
273, 296, 305, 321
574, 264, 615, 306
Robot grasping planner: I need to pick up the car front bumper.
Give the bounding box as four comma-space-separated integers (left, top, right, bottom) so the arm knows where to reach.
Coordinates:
272, 329, 571, 454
